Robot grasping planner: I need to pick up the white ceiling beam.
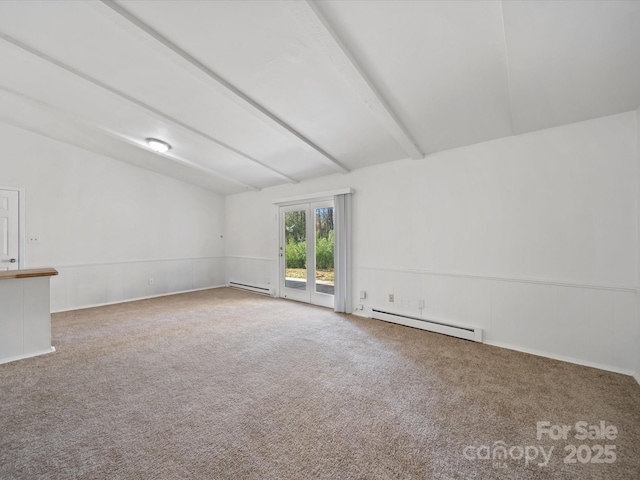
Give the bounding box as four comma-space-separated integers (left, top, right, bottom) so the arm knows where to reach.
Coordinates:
95, 0, 350, 174
286, 0, 424, 160
0, 85, 259, 192
498, 1, 516, 136
0, 32, 298, 185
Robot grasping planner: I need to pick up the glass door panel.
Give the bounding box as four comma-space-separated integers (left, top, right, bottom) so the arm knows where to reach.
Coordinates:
309, 200, 334, 308
314, 206, 335, 296
280, 206, 311, 303
284, 210, 307, 291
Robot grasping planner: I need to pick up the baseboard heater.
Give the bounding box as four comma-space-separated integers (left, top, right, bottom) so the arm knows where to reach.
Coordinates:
371, 309, 482, 342
228, 281, 272, 296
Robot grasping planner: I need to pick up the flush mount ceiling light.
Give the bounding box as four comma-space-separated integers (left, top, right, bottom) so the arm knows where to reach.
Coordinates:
146, 138, 171, 153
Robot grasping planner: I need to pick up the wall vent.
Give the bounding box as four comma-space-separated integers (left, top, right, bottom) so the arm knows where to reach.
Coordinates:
371, 309, 482, 342
229, 281, 272, 296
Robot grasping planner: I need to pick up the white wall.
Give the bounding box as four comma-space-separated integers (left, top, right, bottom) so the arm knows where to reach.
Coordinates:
226, 112, 639, 375
0, 122, 225, 311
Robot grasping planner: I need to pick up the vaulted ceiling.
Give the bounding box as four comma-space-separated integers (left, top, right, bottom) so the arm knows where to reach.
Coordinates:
1, 1, 639, 194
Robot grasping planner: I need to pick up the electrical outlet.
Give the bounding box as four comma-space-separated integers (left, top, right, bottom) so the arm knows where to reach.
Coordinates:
148, 278, 154, 285
360, 290, 367, 300
388, 294, 394, 302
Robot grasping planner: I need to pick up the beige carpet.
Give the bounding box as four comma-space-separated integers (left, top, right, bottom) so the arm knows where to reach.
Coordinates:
1, 287, 639, 479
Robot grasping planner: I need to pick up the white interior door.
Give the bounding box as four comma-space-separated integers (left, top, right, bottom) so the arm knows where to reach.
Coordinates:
0, 189, 19, 271
279, 201, 335, 308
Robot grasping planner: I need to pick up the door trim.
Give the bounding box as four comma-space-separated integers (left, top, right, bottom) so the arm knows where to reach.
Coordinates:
0, 186, 25, 270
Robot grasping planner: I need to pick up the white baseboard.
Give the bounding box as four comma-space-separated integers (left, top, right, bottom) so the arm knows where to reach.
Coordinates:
371, 308, 482, 342
51, 285, 226, 313
634, 371, 640, 386
0, 347, 56, 365
228, 281, 273, 296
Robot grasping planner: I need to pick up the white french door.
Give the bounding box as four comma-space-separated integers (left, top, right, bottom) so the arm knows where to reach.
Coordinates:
279, 201, 335, 308
0, 189, 19, 271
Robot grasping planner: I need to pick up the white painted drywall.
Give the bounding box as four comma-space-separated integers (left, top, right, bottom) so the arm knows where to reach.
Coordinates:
226, 112, 639, 375
0, 122, 225, 311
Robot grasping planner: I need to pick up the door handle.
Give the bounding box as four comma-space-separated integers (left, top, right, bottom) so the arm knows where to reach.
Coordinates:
9, 258, 16, 263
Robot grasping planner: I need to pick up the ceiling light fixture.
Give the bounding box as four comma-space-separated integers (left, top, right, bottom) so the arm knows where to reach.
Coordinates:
146, 138, 171, 153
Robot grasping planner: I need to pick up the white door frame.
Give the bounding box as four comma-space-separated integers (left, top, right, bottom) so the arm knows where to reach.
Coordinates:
309, 200, 334, 309
279, 204, 312, 304
279, 201, 335, 308
0, 186, 25, 270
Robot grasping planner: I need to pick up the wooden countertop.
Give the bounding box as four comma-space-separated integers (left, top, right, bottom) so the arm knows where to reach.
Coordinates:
0, 268, 59, 280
